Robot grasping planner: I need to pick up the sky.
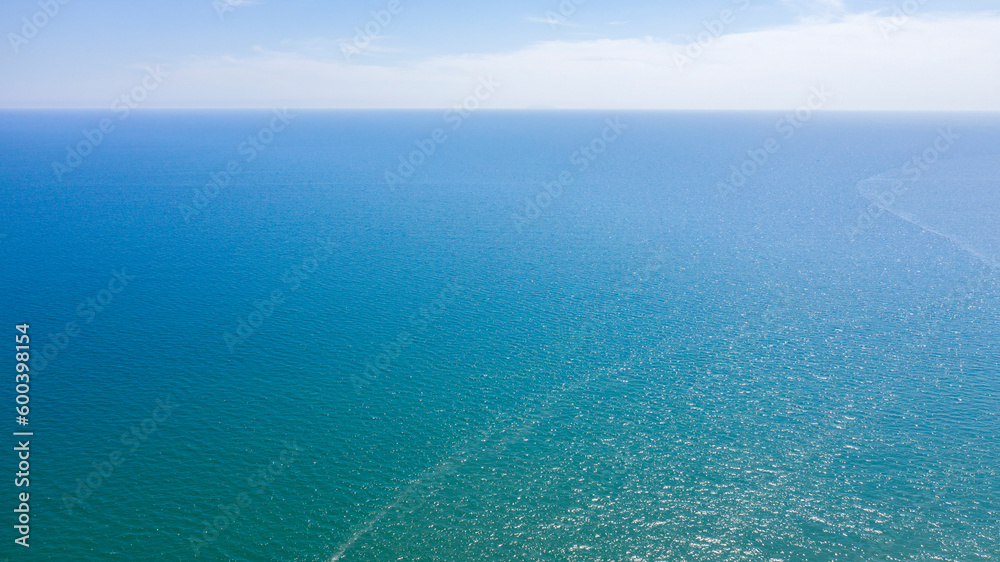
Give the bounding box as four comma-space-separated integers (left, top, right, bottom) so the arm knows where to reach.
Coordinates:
1, 0, 998, 110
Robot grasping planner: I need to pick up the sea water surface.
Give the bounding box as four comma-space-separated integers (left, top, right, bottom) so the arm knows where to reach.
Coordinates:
1, 111, 998, 560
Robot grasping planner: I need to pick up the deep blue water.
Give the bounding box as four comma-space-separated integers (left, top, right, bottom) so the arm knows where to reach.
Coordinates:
1, 111, 998, 560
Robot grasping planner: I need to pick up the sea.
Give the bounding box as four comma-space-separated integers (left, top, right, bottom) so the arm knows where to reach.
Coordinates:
0, 110, 998, 560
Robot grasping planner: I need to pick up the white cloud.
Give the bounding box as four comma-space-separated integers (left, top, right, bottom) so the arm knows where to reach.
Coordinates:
8, 11, 1000, 110
783, 0, 846, 13
524, 15, 578, 27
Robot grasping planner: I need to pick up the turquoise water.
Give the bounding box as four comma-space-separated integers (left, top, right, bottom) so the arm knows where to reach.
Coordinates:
1, 111, 998, 560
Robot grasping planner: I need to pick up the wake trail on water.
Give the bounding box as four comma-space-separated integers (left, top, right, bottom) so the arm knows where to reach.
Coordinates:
327, 347, 634, 560
854, 155, 1000, 271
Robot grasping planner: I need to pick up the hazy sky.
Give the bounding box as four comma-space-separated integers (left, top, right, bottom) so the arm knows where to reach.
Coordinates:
2, 0, 998, 109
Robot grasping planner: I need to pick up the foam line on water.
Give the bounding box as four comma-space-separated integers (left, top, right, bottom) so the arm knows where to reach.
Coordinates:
854, 158, 1000, 270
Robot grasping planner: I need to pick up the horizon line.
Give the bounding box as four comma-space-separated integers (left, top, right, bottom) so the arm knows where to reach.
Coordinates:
3, 108, 1000, 113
